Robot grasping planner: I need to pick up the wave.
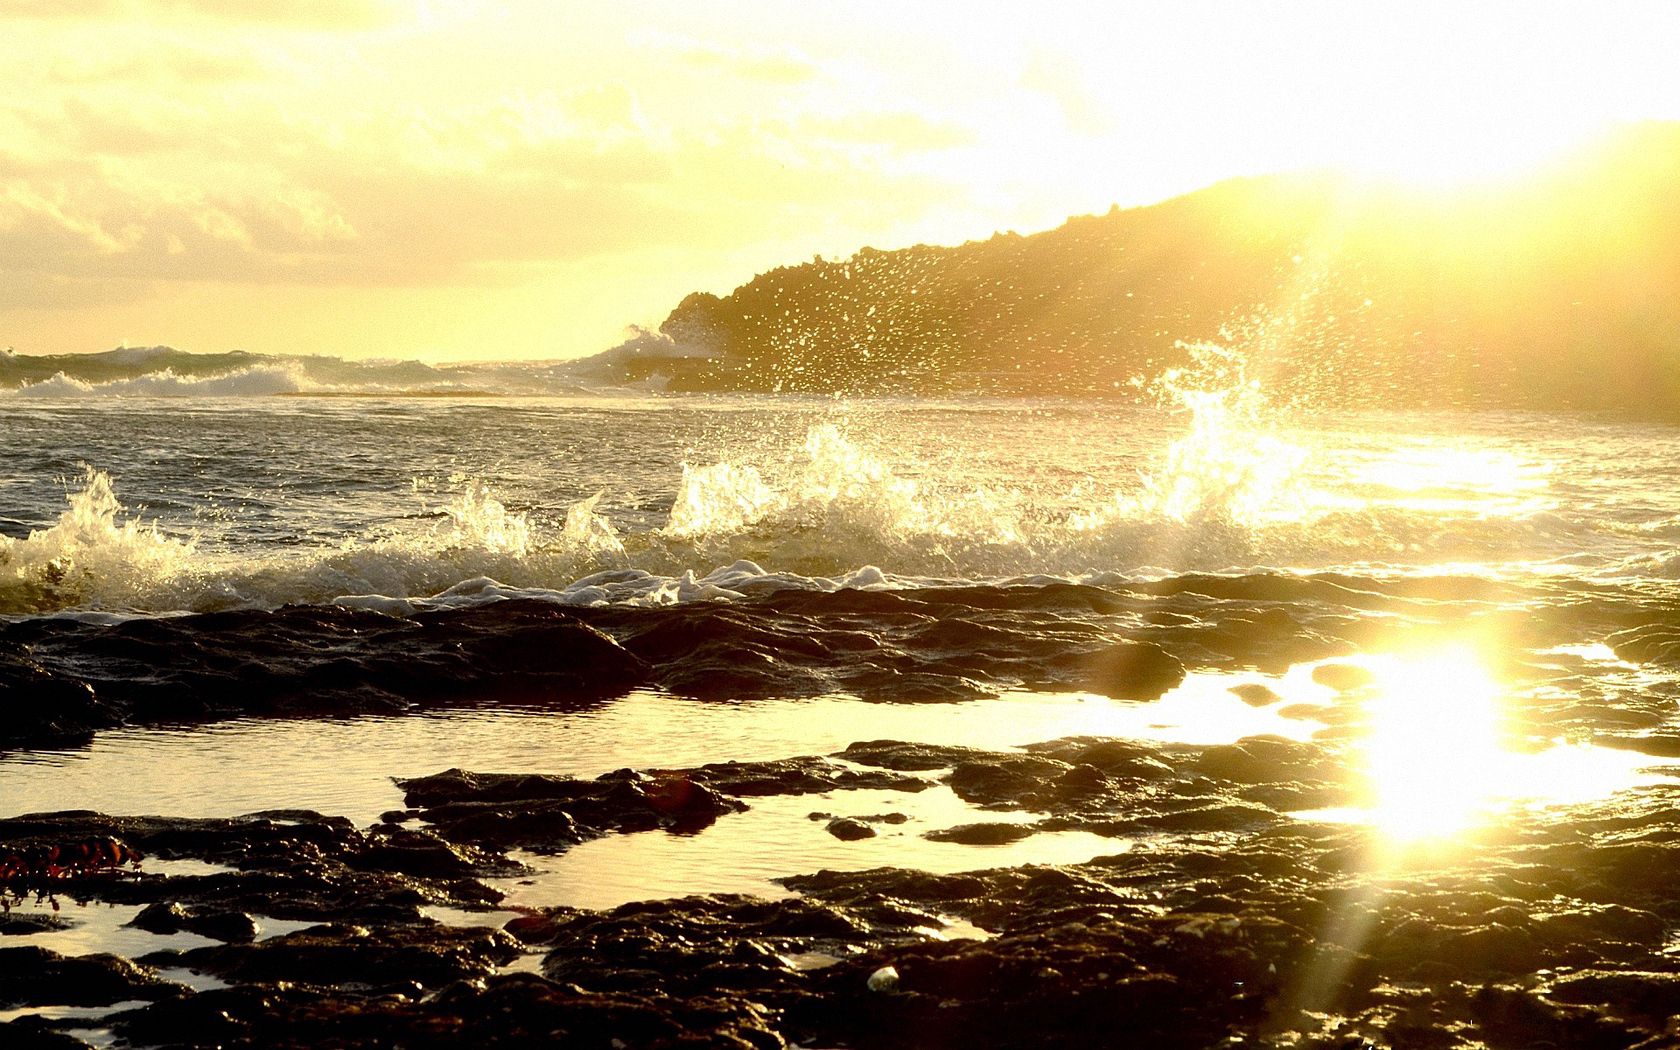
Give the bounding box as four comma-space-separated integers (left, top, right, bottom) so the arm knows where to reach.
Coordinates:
0, 421, 1609, 618
0, 340, 687, 399
12, 365, 314, 398
0, 340, 1640, 616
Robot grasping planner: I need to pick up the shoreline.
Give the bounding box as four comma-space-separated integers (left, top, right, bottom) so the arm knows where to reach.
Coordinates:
7, 731, 1680, 1047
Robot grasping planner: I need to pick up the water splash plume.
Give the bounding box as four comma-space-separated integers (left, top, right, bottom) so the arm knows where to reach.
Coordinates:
0, 468, 197, 613
1129, 341, 1307, 527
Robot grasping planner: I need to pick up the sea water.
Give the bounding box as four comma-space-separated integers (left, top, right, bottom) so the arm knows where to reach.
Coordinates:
5, 387, 1680, 905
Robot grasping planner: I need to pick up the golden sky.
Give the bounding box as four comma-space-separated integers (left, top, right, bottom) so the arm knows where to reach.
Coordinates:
4, 1, 1678, 361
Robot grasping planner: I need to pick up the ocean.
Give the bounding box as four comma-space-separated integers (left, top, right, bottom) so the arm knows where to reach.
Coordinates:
6, 375, 1680, 1044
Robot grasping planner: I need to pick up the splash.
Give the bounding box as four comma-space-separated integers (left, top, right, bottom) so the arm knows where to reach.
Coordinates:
438, 482, 532, 557
792, 424, 927, 534
0, 468, 197, 613
661, 423, 1025, 554
665, 463, 778, 538
1127, 341, 1307, 526
562, 492, 627, 558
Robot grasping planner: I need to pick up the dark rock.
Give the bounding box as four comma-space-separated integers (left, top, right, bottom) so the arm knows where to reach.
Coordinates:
947, 755, 1073, 806
826, 818, 876, 841
0, 601, 650, 749
1079, 640, 1185, 700
0, 945, 184, 1008
127, 901, 190, 935
1311, 662, 1375, 692
399, 768, 748, 853
925, 823, 1036, 845
1230, 682, 1281, 706
129, 903, 259, 944
0, 644, 108, 749
0, 912, 73, 936
1545, 969, 1680, 1020
139, 922, 522, 991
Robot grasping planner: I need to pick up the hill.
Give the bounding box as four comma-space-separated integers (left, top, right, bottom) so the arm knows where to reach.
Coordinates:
584, 123, 1680, 416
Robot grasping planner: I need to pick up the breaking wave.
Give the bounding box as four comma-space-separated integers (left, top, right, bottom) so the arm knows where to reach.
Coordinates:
0, 344, 671, 398
13, 365, 314, 398
3, 335, 1659, 617
0, 418, 1601, 618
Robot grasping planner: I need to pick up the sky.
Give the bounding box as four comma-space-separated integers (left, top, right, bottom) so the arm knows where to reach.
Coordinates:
4, 0, 1679, 361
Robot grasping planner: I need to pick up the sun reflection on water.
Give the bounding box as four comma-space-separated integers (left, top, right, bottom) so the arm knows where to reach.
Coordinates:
1325, 646, 1661, 844
1360, 647, 1507, 840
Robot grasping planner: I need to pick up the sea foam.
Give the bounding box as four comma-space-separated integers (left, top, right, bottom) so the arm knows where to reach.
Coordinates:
13, 365, 313, 398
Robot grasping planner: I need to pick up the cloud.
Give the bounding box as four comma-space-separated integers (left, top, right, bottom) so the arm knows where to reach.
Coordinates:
6, 0, 396, 28
1019, 49, 1115, 137
0, 85, 699, 292
47, 42, 265, 84
633, 30, 820, 85
0, 10, 984, 329
804, 111, 976, 152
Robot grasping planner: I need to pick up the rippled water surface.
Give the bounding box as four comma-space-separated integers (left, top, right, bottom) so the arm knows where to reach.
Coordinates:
6, 393, 1680, 924
6, 395, 1680, 616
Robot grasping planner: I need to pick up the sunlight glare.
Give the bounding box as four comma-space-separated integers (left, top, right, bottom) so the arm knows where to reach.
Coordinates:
1357, 647, 1658, 843
1362, 647, 1504, 841
1327, 444, 1555, 518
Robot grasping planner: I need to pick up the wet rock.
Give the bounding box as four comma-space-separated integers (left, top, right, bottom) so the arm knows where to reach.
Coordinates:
129, 902, 258, 943
924, 823, 1035, 845
139, 922, 522, 991
0, 1017, 95, 1049
1545, 969, 1680, 1021
688, 755, 933, 796
0, 945, 184, 1008
0, 811, 509, 926
127, 901, 192, 935
839, 740, 988, 771
1191, 735, 1338, 784
0, 602, 649, 748
948, 755, 1074, 806
1311, 662, 1375, 692
400, 767, 748, 853
826, 818, 876, 841
1597, 732, 1680, 758
0, 912, 73, 936
1078, 640, 1185, 700
0, 645, 106, 749
109, 972, 789, 1049
12, 710, 1680, 1047
1025, 738, 1176, 780
1230, 682, 1281, 706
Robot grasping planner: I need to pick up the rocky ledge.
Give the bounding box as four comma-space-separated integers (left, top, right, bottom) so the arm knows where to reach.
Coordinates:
4, 736, 1680, 1047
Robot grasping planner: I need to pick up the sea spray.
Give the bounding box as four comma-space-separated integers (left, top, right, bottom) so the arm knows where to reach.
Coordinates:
1127, 341, 1308, 527
439, 482, 532, 557
665, 463, 778, 538
562, 492, 626, 558
0, 468, 197, 613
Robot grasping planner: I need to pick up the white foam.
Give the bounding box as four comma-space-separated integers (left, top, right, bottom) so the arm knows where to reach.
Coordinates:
12, 365, 312, 398
0, 468, 198, 614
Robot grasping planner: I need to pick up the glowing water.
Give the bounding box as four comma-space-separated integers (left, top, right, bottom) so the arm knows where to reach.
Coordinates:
6, 386, 1673, 615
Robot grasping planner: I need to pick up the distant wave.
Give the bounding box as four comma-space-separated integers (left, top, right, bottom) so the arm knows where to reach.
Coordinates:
0, 339, 701, 399
13, 365, 313, 398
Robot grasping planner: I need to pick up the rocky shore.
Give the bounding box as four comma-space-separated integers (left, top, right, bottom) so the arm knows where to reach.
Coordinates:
7, 729, 1680, 1048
